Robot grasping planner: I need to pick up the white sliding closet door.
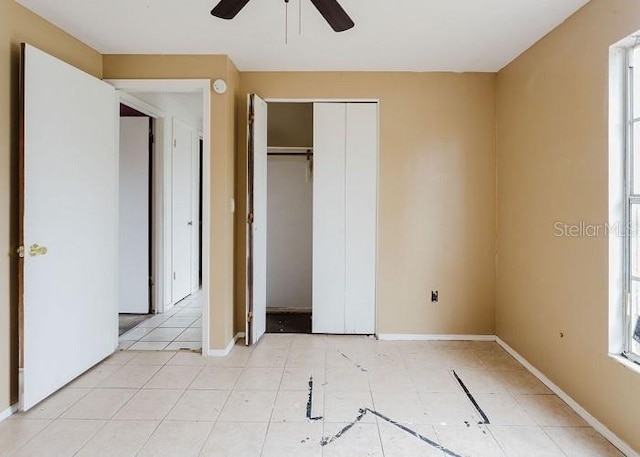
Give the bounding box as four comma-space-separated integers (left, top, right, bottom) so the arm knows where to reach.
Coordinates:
313, 103, 347, 334
345, 103, 378, 334
312, 102, 378, 335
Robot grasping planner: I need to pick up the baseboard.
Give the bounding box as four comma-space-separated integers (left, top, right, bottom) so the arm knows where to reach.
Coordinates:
496, 337, 639, 457
0, 403, 18, 422
377, 334, 496, 341
206, 332, 244, 357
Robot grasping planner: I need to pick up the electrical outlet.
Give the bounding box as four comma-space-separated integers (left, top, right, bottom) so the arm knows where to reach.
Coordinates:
431, 290, 438, 303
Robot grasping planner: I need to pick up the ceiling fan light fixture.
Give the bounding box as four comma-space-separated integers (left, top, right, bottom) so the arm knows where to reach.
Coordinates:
210, 0, 355, 33
210, 0, 251, 19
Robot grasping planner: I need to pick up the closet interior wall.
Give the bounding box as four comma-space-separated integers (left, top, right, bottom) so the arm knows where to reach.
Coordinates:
266, 103, 314, 313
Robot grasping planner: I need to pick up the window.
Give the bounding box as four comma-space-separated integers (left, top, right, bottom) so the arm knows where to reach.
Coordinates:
624, 44, 640, 363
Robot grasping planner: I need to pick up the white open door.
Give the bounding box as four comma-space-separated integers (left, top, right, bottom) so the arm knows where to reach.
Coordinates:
171, 118, 194, 303
118, 117, 150, 314
20, 44, 118, 411
246, 94, 268, 345
191, 136, 202, 294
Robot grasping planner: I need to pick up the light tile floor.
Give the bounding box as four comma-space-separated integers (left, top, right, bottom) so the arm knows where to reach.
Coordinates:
1, 336, 627, 457
118, 293, 203, 352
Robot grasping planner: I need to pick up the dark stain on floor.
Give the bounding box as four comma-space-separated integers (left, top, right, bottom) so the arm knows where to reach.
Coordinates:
266, 312, 312, 334
119, 314, 151, 336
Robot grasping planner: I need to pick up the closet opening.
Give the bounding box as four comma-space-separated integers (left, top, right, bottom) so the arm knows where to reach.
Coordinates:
246, 95, 378, 344
265, 102, 314, 334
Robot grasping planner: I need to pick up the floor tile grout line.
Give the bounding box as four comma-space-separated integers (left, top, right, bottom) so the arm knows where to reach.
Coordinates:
132, 416, 165, 457
69, 418, 112, 457
195, 376, 237, 456
181, 363, 208, 391
538, 424, 573, 456
128, 385, 199, 457
369, 377, 387, 457
320, 338, 328, 457
192, 420, 218, 457
257, 335, 292, 457
5, 417, 58, 456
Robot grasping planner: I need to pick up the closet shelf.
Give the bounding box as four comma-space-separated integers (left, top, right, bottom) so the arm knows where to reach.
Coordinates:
267, 146, 313, 154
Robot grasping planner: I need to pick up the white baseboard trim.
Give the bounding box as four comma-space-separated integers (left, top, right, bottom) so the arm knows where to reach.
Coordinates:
206, 332, 244, 357
377, 334, 496, 341
496, 337, 639, 457
0, 403, 18, 422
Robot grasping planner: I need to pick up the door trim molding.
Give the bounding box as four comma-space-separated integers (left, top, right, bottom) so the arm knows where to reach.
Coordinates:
108, 79, 211, 357
251, 98, 381, 338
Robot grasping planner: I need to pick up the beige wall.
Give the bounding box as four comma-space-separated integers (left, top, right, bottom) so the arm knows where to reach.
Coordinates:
496, 0, 640, 451
267, 102, 313, 148
102, 55, 239, 352
236, 72, 497, 336
0, 1, 103, 412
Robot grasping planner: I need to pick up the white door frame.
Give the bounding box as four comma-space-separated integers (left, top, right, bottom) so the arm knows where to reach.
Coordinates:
109, 79, 211, 355
259, 97, 381, 336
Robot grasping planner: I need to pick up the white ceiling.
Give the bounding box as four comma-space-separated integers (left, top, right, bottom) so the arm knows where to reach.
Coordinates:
15, 0, 589, 72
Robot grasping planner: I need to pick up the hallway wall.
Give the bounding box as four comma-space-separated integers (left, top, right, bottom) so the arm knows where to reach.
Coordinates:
103, 55, 240, 353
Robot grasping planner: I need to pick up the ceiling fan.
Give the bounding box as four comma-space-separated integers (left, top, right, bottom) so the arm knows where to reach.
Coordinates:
211, 0, 355, 32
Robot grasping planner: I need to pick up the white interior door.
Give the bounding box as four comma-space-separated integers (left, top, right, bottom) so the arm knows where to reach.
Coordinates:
118, 117, 150, 314
246, 94, 268, 344
20, 44, 118, 410
171, 118, 194, 303
345, 103, 378, 334
313, 103, 347, 334
191, 135, 201, 294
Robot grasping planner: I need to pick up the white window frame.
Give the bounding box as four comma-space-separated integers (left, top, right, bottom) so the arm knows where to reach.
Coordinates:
623, 43, 640, 365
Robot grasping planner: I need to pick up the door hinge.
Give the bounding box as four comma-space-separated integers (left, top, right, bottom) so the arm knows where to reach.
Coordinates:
16, 246, 25, 258
173, 272, 176, 280
247, 212, 254, 224
247, 312, 253, 323
174, 139, 177, 148
248, 113, 254, 126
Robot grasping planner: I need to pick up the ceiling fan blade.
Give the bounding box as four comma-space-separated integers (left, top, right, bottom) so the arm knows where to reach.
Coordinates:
309, 0, 355, 32
211, 0, 252, 19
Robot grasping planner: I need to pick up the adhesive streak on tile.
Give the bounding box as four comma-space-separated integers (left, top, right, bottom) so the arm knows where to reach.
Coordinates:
338, 352, 368, 372
321, 407, 463, 457
306, 376, 323, 421
452, 370, 490, 425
